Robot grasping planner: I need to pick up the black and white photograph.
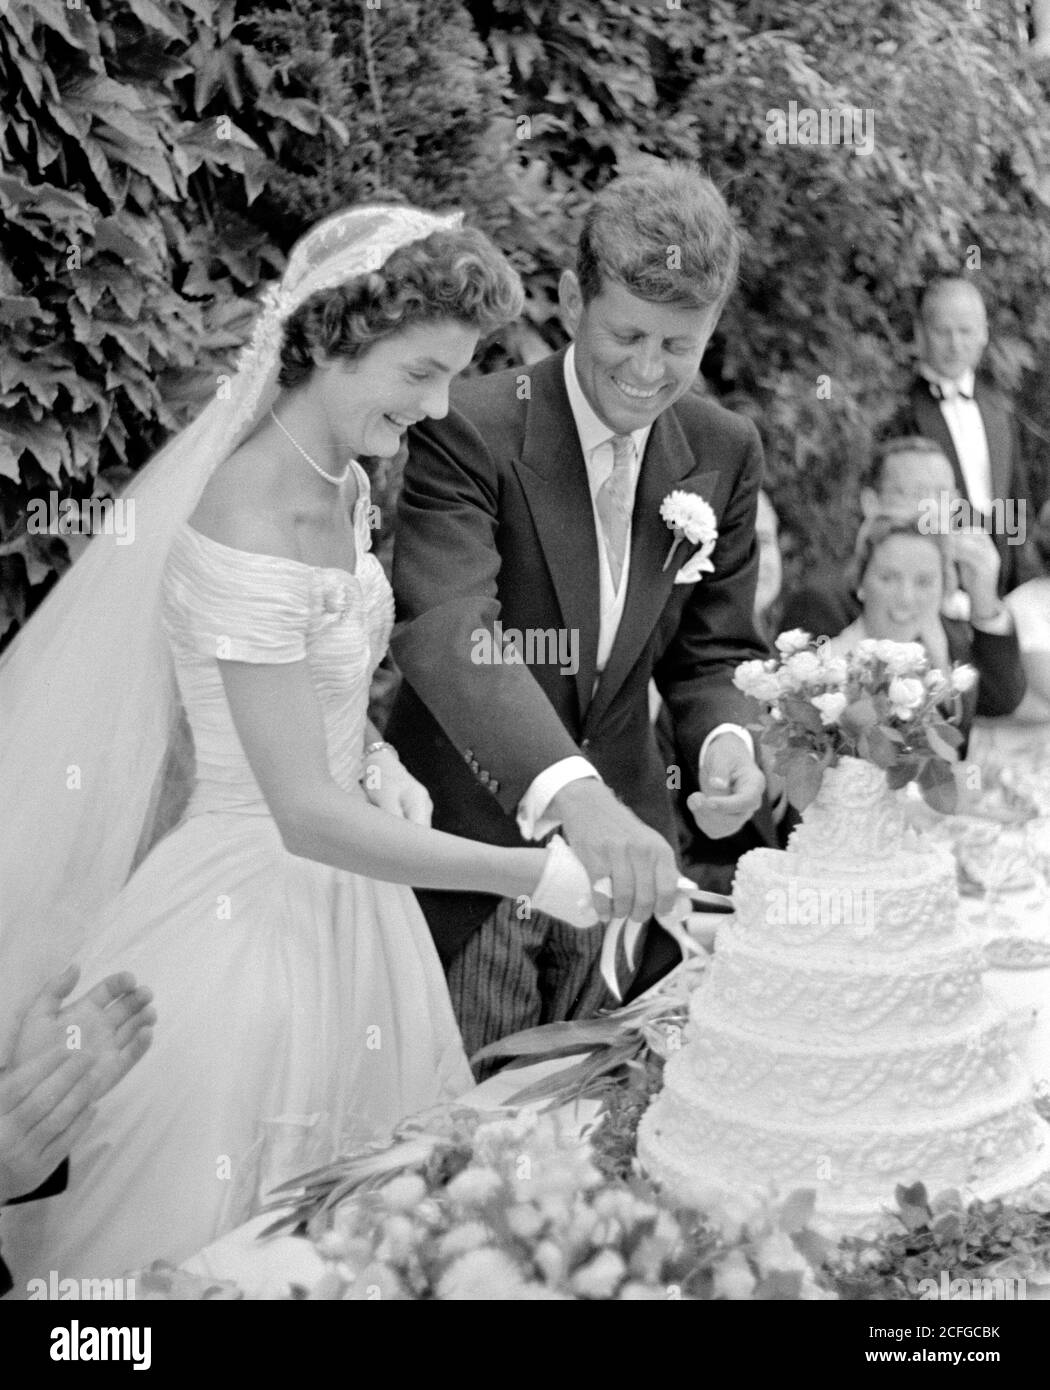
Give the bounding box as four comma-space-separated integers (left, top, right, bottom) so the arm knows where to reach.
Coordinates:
2, 0, 1050, 1350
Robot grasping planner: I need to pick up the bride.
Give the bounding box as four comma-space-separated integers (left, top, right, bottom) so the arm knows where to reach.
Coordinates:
0, 205, 594, 1284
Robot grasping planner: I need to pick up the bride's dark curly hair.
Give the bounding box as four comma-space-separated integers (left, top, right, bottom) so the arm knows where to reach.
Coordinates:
277, 225, 524, 388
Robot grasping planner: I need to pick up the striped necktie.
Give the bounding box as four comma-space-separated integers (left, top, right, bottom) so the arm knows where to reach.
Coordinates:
595, 433, 634, 590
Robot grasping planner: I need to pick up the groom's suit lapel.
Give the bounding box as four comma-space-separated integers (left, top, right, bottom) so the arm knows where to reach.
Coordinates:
584, 406, 716, 734
511, 350, 601, 722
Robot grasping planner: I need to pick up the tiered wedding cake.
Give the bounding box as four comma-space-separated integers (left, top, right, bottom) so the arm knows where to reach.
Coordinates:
639, 757, 1049, 1229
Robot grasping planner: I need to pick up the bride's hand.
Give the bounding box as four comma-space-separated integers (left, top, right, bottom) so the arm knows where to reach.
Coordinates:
362, 745, 433, 826
530, 835, 602, 929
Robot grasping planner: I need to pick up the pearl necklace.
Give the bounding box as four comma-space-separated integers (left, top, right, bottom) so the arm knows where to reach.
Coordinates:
270, 408, 351, 486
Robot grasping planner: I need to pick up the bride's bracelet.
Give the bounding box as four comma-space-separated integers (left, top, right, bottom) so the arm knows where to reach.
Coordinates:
364, 740, 398, 760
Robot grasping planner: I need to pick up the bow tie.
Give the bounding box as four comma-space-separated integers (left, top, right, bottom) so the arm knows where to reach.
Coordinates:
928, 379, 974, 402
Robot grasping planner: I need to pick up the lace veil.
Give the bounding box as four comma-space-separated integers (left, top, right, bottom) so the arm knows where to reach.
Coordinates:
0, 204, 462, 1050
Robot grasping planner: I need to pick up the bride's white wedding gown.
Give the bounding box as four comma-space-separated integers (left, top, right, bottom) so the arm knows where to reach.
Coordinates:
5, 463, 473, 1285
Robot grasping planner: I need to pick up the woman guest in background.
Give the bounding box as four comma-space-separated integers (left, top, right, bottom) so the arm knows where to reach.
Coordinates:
823, 515, 1027, 752
1005, 499, 1050, 720
0, 206, 596, 1287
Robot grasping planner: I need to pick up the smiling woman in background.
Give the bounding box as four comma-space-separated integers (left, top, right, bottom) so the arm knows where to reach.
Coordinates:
823, 515, 1027, 752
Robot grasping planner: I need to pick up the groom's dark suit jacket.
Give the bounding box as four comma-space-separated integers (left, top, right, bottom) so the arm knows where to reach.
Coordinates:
386, 347, 771, 967
892, 376, 1030, 593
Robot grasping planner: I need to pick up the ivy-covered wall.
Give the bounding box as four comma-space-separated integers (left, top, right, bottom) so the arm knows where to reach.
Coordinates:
2, 0, 1049, 641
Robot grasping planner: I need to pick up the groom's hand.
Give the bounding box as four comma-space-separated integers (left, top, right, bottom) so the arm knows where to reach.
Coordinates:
688, 733, 766, 839
547, 781, 679, 925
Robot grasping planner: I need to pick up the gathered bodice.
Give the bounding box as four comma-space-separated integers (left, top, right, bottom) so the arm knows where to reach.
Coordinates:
160, 464, 392, 818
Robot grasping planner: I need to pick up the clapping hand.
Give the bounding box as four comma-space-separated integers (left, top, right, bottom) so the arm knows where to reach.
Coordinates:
951, 528, 1002, 620
11, 965, 156, 1103
362, 746, 433, 826
688, 733, 766, 839
2, 966, 155, 1203
0, 1046, 96, 1205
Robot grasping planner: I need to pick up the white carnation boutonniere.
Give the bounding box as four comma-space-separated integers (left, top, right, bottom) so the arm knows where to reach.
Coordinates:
659, 490, 718, 582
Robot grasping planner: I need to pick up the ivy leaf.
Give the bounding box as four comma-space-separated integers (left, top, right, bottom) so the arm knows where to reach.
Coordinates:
0, 173, 94, 230
255, 92, 323, 136
0, 356, 80, 409
10, 417, 70, 482
93, 215, 152, 266
81, 137, 119, 203
19, 0, 89, 50
0, 438, 21, 483
319, 110, 351, 145
94, 131, 181, 200
125, 0, 185, 43
192, 48, 226, 114
0, 296, 50, 325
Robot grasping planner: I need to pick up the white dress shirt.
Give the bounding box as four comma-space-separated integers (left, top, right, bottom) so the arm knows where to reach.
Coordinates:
516, 346, 751, 840
922, 366, 994, 515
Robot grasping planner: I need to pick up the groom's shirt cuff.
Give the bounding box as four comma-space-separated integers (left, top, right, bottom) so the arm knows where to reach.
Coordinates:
700, 723, 754, 767
517, 757, 602, 841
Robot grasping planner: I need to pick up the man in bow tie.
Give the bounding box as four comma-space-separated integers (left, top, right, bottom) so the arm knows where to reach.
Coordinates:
892, 276, 1032, 593
387, 163, 771, 1064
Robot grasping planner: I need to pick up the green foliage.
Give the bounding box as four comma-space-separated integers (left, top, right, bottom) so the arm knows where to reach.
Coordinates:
0, 0, 513, 639
0, 0, 270, 634
241, 0, 514, 244
831, 1182, 1050, 1300
480, 0, 1050, 575
3, 0, 1049, 638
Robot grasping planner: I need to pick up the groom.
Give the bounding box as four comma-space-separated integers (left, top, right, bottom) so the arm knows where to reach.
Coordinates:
387, 163, 771, 1062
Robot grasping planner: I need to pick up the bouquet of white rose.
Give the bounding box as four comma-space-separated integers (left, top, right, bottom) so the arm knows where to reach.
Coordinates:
734, 631, 977, 814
